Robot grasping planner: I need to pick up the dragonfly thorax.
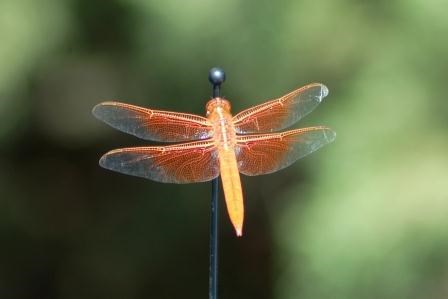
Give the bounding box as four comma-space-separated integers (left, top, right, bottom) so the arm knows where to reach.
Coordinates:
206, 98, 236, 150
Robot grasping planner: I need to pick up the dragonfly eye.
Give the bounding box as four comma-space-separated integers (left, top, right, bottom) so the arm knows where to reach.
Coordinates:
206, 98, 231, 115
220, 99, 231, 111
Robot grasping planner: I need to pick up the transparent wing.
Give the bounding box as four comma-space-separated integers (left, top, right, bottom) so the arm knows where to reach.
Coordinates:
233, 83, 329, 134
235, 127, 335, 176
99, 140, 219, 183
92, 101, 213, 142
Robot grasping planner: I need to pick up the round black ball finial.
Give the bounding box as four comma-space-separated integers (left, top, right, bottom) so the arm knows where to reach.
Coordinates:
208, 67, 226, 86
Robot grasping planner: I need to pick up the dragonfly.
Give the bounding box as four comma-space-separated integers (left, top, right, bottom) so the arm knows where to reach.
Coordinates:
93, 83, 335, 236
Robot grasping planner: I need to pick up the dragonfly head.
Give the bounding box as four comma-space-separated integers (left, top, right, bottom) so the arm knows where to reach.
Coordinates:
206, 98, 231, 116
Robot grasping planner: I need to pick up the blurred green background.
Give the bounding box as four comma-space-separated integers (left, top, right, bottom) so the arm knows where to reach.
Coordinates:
1, 0, 447, 298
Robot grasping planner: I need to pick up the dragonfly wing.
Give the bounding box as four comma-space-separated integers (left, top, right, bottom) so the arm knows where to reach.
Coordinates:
233, 83, 329, 134
99, 140, 219, 183
93, 101, 213, 142
235, 127, 335, 176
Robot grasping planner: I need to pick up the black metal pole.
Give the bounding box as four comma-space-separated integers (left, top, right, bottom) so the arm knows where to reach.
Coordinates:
208, 67, 225, 299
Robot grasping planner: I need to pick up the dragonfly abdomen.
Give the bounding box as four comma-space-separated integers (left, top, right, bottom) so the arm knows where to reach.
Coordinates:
218, 148, 244, 236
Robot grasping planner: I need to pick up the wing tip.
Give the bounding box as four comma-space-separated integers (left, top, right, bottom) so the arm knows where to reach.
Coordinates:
300, 126, 336, 143
306, 83, 329, 102
91, 102, 110, 119
321, 84, 329, 98
98, 149, 122, 169
323, 127, 336, 143
98, 153, 109, 169
312, 83, 329, 102
91, 103, 101, 119
91, 101, 121, 119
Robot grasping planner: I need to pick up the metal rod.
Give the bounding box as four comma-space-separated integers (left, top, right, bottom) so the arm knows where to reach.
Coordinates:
209, 177, 219, 299
208, 67, 225, 299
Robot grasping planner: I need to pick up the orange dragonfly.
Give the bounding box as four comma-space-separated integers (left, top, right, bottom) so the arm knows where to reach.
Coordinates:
93, 83, 335, 236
